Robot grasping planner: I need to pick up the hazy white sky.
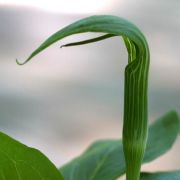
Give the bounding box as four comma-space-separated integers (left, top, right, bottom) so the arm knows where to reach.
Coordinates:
0, 0, 122, 14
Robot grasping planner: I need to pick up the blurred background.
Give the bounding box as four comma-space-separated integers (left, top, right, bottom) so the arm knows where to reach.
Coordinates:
0, 0, 180, 174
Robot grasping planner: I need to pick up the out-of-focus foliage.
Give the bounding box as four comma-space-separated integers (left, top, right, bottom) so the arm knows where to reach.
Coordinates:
141, 171, 180, 180
0, 132, 64, 179
59, 111, 179, 180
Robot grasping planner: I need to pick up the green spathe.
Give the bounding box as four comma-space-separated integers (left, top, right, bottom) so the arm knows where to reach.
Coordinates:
16, 15, 150, 180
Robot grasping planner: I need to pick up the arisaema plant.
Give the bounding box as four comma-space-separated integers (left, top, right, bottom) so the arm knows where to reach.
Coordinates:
0, 15, 179, 179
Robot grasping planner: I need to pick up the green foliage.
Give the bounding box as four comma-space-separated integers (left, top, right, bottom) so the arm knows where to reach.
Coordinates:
141, 171, 180, 180
59, 111, 179, 180
0, 132, 64, 180
143, 111, 179, 163
0, 111, 178, 179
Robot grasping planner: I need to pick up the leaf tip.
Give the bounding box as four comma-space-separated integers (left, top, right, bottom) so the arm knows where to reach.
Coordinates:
60, 44, 68, 48
16, 58, 28, 65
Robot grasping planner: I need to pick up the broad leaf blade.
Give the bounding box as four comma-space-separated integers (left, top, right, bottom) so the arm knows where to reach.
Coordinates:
60, 111, 179, 180
141, 171, 180, 180
144, 111, 179, 163
0, 132, 64, 180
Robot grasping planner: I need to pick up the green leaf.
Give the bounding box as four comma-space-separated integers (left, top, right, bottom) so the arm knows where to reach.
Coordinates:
178, 113, 180, 134
0, 132, 64, 180
143, 111, 179, 163
141, 171, 180, 180
59, 111, 179, 180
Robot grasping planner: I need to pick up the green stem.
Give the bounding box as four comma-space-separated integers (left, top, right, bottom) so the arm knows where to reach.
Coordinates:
123, 37, 149, 180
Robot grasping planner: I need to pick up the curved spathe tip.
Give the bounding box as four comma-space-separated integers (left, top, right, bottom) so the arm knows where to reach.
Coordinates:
16, 58, 29, 65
